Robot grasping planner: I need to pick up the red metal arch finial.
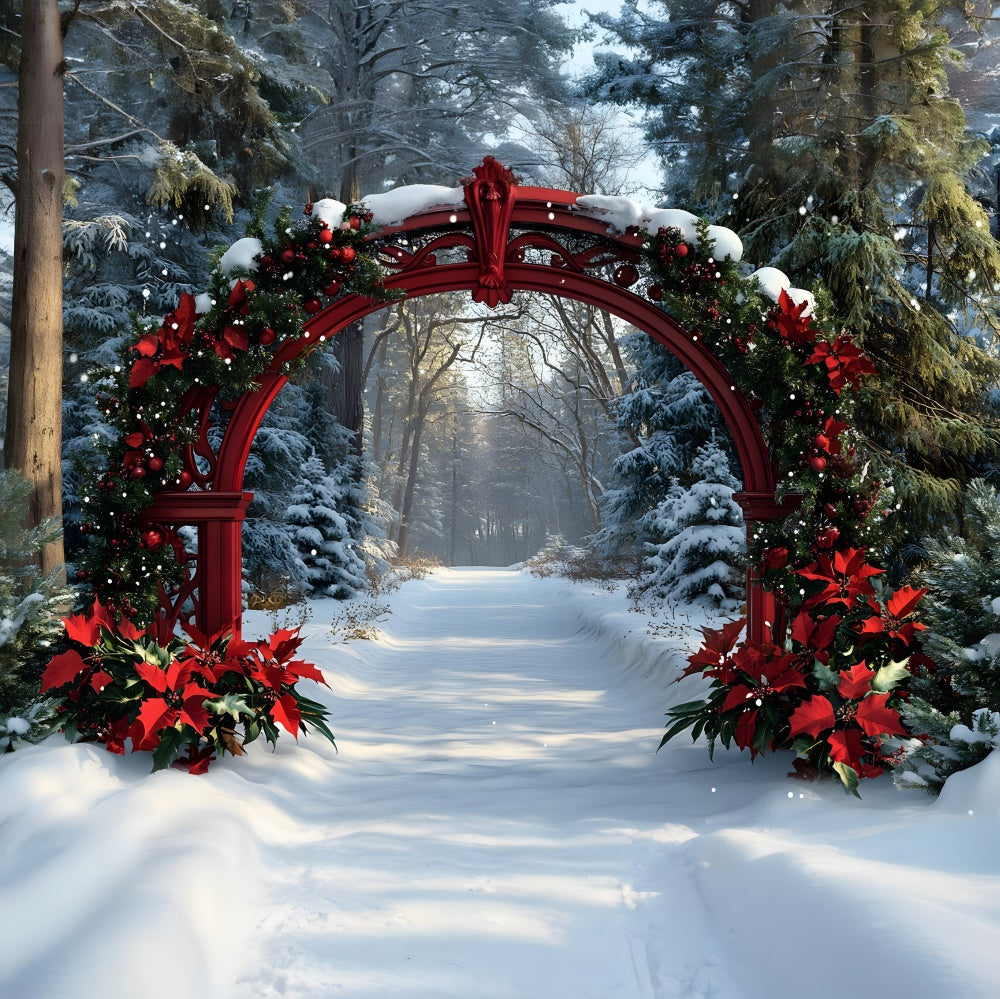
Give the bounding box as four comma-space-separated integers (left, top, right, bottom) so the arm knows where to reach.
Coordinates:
462, 156, 520, 308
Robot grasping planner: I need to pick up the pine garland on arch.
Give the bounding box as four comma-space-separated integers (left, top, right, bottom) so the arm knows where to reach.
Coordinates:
643, 222, 928, 795
44, 196, 398, 773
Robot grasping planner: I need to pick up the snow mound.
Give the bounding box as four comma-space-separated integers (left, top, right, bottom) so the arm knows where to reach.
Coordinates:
194, 292, 214, 314
218, 236, 263, 276
575, 194, 650, 231
312, 197, 346, 229
361, 185, 465, 225
703, 223, 743, 262
643, 207, 699, 242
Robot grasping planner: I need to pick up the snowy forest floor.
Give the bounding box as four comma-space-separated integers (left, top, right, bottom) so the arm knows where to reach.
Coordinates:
2, 567, 1000, 998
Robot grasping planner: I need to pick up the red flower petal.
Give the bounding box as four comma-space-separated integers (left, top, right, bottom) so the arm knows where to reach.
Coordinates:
270, 692, 302, 738
41, 649, 89, 692
854, 692, 907, 739
837, 662, 874, 700
788, 695, 835, 739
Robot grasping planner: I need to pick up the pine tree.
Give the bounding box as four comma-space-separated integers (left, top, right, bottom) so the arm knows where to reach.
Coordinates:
593, 332, 720, 556
589, 1, 1000, 532
0, 470, 73, 750
286, 457, 367, 599
638, 434, 745, 606
896, 479, 1000, 791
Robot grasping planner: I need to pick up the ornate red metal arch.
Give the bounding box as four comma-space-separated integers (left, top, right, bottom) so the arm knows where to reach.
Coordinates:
144, 158, 789, 644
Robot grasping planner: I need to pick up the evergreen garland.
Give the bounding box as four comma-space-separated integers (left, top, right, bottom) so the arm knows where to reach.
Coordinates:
75, 199, 397, 625
644, 223, 927, 794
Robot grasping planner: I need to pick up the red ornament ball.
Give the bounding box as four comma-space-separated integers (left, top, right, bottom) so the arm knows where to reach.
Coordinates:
177, 470, 193, 489
323, 280, 342, 297
147, 456, 164, 473
647, 283, 662, 300
281, 248, 295, 264
340, 245, 356, 264
816, 526, 840, 549
303, 298, 323, 315
349, 216, 361, 230
674, 243, 689, 258
129, 465, 147, 479
258, 327, 277, 345
613, 264, 639, 287
808, 455, 828, 472
319, 229, 334, 244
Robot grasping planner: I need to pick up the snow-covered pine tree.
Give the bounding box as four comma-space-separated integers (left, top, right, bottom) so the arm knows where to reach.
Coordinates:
896, 479, 1000, 792
285, 454, 367, 600
593, 331, 719, 558
0, 470, 73, 750
638, 434, 744, 606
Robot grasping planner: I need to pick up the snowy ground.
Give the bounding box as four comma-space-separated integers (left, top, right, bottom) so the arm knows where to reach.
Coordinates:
2, 567, 999, 998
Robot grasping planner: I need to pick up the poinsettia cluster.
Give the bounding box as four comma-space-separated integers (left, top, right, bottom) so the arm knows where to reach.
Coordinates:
76, 199, 397, 624
40, 600, 336, 773
643, 218, 926, 792
663, 555, 926, 794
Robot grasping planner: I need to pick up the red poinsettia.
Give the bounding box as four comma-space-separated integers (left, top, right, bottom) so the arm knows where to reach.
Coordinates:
130, 659, 214, 751
130, 292, 199, 389
797, 547, 884, 609
770, 288, 816, 345
719, 642, 807, 755
806, 334, 876, 395
857, 585, 928, 646
789, 609, 841, 663
683, 617, 747, 684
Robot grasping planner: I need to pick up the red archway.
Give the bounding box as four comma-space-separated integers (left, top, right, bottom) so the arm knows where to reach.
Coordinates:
144, 159, 790, 644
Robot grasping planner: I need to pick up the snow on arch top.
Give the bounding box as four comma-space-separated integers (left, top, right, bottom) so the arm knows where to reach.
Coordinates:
359, 185, 466, 226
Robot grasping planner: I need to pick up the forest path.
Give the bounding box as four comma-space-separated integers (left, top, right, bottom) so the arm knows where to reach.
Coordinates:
238, 566, 708, 999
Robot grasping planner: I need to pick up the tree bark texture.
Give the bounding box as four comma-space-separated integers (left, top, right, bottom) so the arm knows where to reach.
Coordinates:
6, 0, 66, 577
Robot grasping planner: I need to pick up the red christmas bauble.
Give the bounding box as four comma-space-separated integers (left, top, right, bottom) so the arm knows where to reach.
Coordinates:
340, 245, 356, 263
140, 529, 166, 552
613, 264, 639, 287
349, 216, 361, 230
647, 284, 662, 300
816, 526, 840, 549
323, 280, 342, 297
129, 465, 147, 479
319, 229, 333, 244
177, 470, 193, 489
259, 327, 277, 345
675, 243, 689, 258
808, 455, 827, 472
823, 502, 838, 519
147, 456, 164, 473
281, 248, 295, 264
303, 298, 322, 315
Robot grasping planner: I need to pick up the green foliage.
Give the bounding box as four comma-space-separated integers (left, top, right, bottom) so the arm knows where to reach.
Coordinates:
896, 480, 1000, 791
0, 470, 74, 750
588, 0, 1000, 536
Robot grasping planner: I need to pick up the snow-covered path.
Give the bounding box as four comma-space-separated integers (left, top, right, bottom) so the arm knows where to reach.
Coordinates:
241, 567, 684, 998
3, 567, 1000, 998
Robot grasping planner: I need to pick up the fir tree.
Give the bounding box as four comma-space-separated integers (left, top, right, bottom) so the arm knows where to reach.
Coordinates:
589, 1, 1000, 533
0, 470, 73, 750
593, 332, 720, 556
896, 479, 1000, 792
285, 454, 367, 600
638, 434, 745, 606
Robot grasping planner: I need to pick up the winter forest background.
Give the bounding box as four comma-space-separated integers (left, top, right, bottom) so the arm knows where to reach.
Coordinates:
5, 0, 1000, 790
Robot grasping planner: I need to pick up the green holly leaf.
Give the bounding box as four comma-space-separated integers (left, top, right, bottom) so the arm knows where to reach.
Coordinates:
832, 760, 861, 798
206, 692, 254, 720
810, 657, 839, 692
872, 658, 911, 692
150, 725, 186, 772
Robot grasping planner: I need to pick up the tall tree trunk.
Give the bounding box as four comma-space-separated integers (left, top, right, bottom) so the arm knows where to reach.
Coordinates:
6, 0, 65, 578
